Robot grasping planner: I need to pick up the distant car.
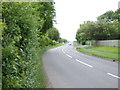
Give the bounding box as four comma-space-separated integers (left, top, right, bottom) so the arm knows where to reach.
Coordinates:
68, 42, 72, 45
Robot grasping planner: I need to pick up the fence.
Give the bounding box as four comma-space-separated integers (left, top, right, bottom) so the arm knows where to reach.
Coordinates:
93, 40, 120, 47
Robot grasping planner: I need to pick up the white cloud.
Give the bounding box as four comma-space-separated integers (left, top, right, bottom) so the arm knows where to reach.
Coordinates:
54, 0, 119, 41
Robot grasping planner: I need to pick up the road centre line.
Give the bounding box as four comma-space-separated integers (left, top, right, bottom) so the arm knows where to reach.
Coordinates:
62, 48, 64, 52
66, 54, 72, 58
62, 48, 66, 54
62, 47, 119, 80
107, 73, 120, 79
62, 48, 72, 58
62, 48, 92, 67
76, 59, 93, 68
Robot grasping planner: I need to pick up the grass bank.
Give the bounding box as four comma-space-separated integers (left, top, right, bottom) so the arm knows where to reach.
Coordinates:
73, 41, 90, 47
32, 43, 65, 88
30, 48, 46, 88
88, 46, 119, 54
74, 41, 119, 61
77, 47, 119, 61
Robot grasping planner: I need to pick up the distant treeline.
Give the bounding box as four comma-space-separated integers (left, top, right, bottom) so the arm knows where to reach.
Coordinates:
76, 9, 120, 44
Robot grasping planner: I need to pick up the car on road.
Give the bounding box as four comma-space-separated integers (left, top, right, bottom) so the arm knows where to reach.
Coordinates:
68, 42, 72, 45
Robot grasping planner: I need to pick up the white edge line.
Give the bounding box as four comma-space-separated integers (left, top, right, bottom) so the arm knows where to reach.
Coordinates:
107, 73, 120, 79
76, 59, 93, 68
66, 54, 72, 58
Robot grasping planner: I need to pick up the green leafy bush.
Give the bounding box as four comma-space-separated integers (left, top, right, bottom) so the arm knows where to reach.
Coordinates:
2, 2, 56, 88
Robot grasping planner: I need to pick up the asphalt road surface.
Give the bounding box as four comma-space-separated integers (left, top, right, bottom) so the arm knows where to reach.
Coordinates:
43, 44, 119, 88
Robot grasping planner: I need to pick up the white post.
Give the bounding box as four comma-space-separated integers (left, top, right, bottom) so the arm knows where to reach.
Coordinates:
90, 41, 92, 46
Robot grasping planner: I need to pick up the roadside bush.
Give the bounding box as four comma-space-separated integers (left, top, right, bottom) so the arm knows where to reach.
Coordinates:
2, 2, 56, 88
51, 40, 56, 46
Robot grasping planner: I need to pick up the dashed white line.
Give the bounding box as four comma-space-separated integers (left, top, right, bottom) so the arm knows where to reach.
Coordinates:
66, 54, 72, 58
107, 73, 120, 79
62, 48, 120, 80
76, 59, 93, 68
62, 48, 72, 58
62, 48, 64, 51
62, 48, 66, 54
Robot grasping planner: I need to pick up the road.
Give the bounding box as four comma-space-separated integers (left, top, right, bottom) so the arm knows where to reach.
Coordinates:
43, 44, 119, 88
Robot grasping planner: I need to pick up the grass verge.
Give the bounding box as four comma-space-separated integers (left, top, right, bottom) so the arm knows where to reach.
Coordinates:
88, 46, 119, 54
73, 41, 90, 47
77, 48, 119, 61
30, 48, 47, 88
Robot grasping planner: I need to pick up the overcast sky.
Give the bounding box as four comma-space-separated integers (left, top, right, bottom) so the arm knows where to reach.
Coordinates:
53, 0, 119, 41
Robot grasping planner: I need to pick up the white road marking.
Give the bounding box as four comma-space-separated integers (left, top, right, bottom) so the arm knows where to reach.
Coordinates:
66, 54, 72, 58
62, 48, 72, 58
76, 59, 93, 68
107, 73, 120, 79
62, 48, 66, 54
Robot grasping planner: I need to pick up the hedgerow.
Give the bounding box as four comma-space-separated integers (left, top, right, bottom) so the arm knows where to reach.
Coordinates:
2, 2, 55, 88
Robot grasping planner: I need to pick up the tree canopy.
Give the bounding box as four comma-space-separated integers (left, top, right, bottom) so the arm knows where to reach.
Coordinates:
76, 9, 120, 44
47, 27, 60, 41
58, 38, 68, 43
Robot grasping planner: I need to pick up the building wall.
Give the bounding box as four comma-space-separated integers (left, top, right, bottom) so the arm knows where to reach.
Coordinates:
93, 40, 120, 47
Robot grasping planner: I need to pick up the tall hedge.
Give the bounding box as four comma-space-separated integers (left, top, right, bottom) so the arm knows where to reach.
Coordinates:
2, 2, 55, 88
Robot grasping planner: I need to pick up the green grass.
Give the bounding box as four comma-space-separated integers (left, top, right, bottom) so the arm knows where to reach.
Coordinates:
77, 48, 119, 61
74, 41, 119, 61
73, 41, 90, 47
31, 48, 47, 88
88, 46, 119, 54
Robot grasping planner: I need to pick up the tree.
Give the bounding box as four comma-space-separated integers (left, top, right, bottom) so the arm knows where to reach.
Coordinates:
76, 15, 119, 43
47, 27, 60, 41
76, 21, 96, 43
40, 2, 56, 34
58, 38, 67, 43
97, 9, 120, 21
